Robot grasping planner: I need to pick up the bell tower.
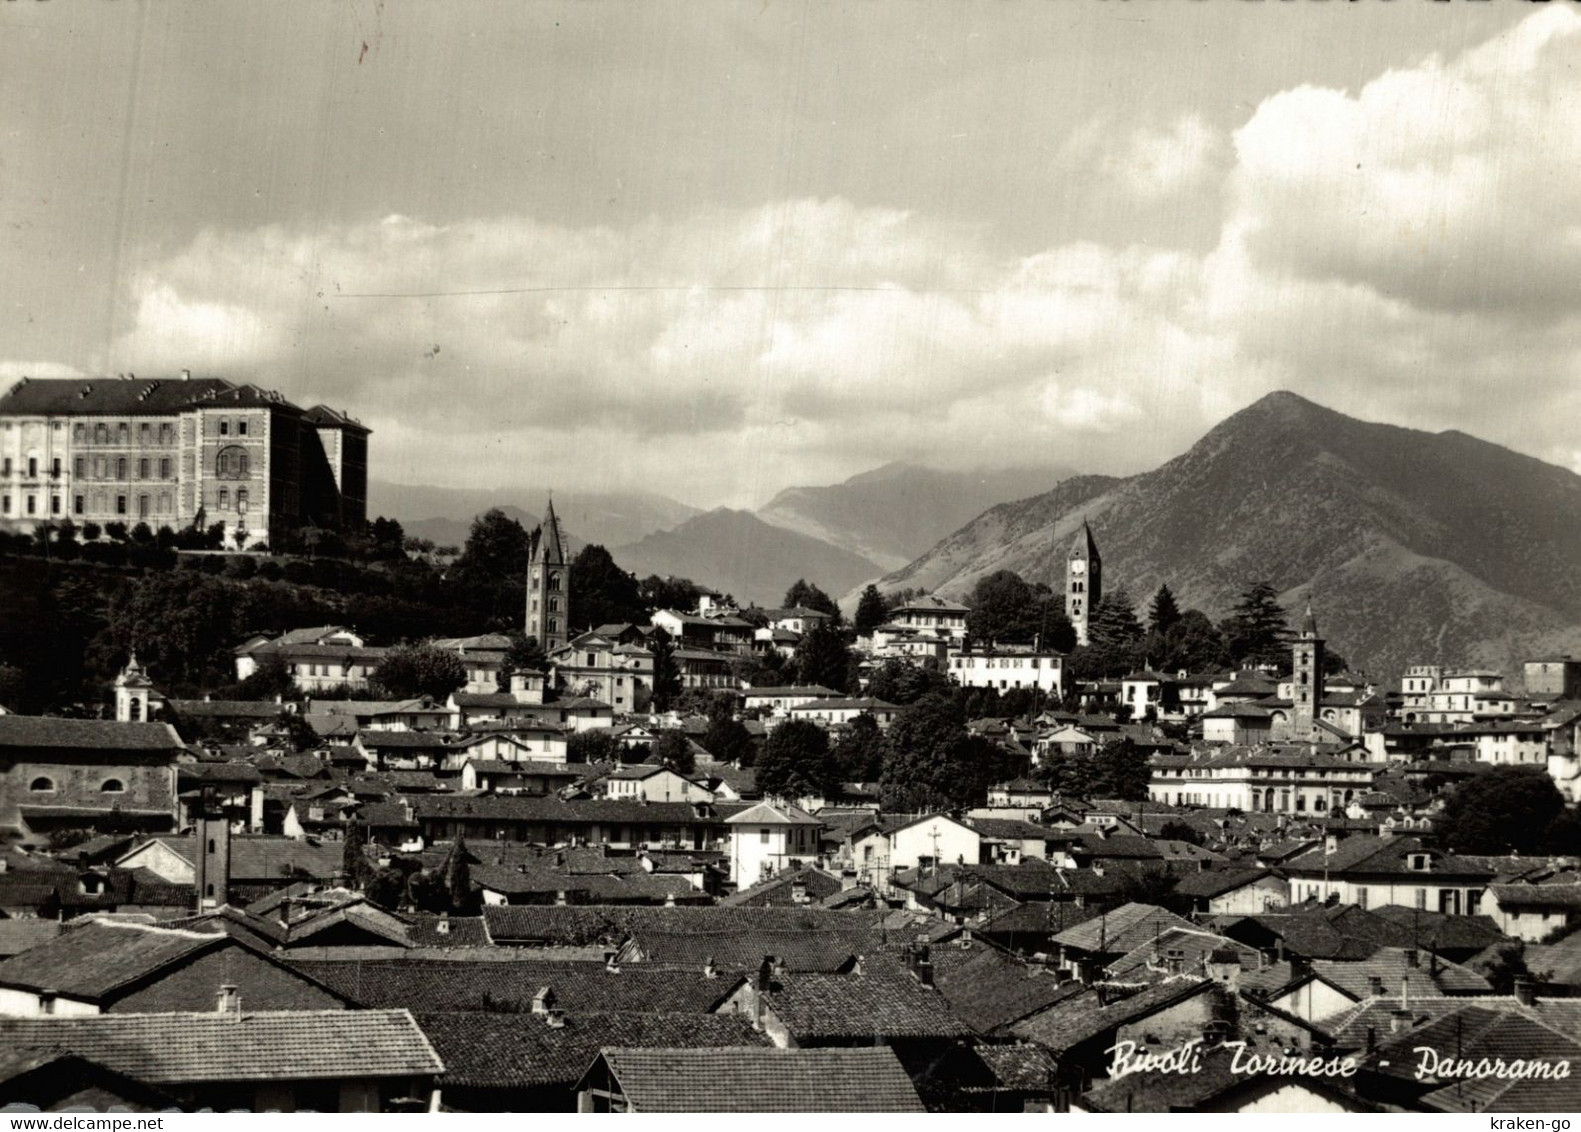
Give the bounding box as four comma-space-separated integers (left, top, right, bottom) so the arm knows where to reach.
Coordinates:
526, 498, 570, 654
1291, 600, 1325, 742
1065, 522, 1102, 647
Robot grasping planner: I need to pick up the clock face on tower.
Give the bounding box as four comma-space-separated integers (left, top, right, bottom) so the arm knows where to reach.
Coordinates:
1071, 561, 1086, 576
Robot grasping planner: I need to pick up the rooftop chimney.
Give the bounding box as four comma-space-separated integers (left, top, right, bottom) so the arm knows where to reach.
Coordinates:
38, 989, 57, 1016
544, 1006, 567, 1028
1368, 975, 1383, 997
217, 984, 239, 1015
531, 986, 556, 1015
1514, 977, 1537, 1007
436, 912, 450, 935
703, 957, 717, 980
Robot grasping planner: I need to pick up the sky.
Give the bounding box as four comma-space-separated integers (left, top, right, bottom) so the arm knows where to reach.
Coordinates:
2, 1, 1576, 509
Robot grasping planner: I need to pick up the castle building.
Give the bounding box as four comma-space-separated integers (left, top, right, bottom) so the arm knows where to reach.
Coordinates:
1065, 522, 1102, 647
0, 374, 368, 543
525, 498, 570, 653
1291, 601, 1325, 742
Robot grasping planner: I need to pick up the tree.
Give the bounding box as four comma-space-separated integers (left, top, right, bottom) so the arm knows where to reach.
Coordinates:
881, 692, 1006, 811
652, 730, 695, 775
966, 570, 1074, 649
451, 509, 530, 627
639, 574, 702, 614
568, 728, 621, 765
854, 585, 890, 636
756, 719, 837, 801
233, 527, 250, 551
81, 521, 101, 542
341, 821, 373, 890
238, 652, 294, 701
793, 617, 854, 691
568, 544, 644, 630
1154, 609, 1230, 675
372, 643, 468, 700
104, 521, 129, 542
702, 716, 754, 767
501, 634, 547, 685
1437, 767, 1567, 855
647, 628, 682, 711
1158, 819, 1204, 846
1074, 591, 1145, 678
866, 658, 954, 705
442, 837, 481, 915
1221, 581, 1289, 668
829, 712, 886, 782
782, 579, 839, 617
369, 517, 406, 559
1147, 585, 1182, 635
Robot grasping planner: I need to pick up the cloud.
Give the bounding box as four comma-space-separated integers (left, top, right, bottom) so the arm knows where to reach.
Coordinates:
1109, 114, 1225, 199
1230, 5, 1581, 315
88, 9, 1581, 506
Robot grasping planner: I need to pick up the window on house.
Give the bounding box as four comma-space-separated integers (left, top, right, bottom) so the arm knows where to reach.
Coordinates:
29, 777, 53, 792
219, 419, 229, 436
50, 458, 60, 477
1415, 889, 1427, 910
27, 457, 37, 478
238, 419, 248, 437
74, 424, 85, 441
159, 458, 171, 479
25, 495, 35, 515
115, 457, 127, 479
101, 778, 125, 793
50, 496, 60, 515
218, 487, 229, 509
74, 457, 85, 478
116, 495, 127, 515
138, 495, 149, 519
236, 488, 248, 513
117, 423, 128, 443
73, 495, 84, 515
1, 458, 9, 475
216, 446, 249, 478
760, 829, 769, 844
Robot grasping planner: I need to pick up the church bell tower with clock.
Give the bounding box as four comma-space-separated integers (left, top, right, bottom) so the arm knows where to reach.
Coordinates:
1066, 521, 1102, 647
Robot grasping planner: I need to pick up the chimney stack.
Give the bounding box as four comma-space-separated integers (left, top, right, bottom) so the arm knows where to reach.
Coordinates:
217, 984, 239, 1015
544, 1006, 567, 1028
531, 986, 556, 1015
703, 957, 717, 980
38, 989, 57, 1016
1514, 977, 1537, 1007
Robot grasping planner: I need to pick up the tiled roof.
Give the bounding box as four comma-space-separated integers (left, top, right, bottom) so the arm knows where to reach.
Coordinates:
930, 940, 1084, 1034
1490, 883, 1581, 910
719, 866, 844, 908
758, 963, 972, 1040
0, 921, 226, 999
1309, 947, 1491, 998
1173, 868, 1277, 899
1366, 1004, 1581, 1112
0, 375, 282, 416
418, 1012, 767, 1089
131, 836, 343, 881
0, 919, 64, 958
1050, 903, 1199, 955
628, 930, 860, 972
741, 685, 841, 698
0, 1010, 441, 1081
358, 730, 454, 748
0, 715, 184, 752
290, 958, 734, 1014
409, 796, 717, 826
724, 801, 820, 826
593, 1045, 925, 1112
1012, 976, 1214, 1053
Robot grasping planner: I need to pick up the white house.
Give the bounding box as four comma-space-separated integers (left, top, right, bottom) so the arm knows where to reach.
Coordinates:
724, 802, 822, 885
888, 813, 983, 871
605, 764, 715, 804
742, 686, 844, 716
787, 697, 901, 729
949, 649, 1063, 696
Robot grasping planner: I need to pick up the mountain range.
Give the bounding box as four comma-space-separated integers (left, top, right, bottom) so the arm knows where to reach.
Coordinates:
610, 509, 881, 609
756, 461, 1070, 570
871, 391, 1581, 679
368, 480, 700, 550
